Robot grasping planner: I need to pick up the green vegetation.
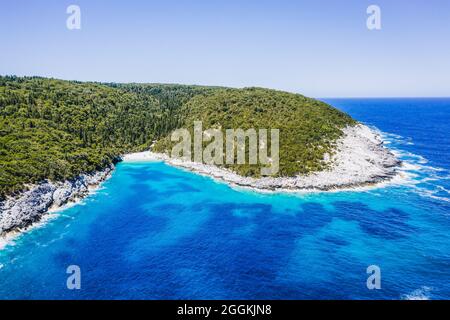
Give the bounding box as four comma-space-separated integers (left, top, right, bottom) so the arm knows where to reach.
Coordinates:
0, 76, 355, 199
153, 88, 356, 176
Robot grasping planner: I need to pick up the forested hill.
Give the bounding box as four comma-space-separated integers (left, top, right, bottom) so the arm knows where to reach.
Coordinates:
153, 87, 356, 177
0, 76, 355, 199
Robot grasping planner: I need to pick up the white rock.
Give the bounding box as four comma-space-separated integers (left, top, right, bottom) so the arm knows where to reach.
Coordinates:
0, 165, 113, 235
124, 124, 401, 192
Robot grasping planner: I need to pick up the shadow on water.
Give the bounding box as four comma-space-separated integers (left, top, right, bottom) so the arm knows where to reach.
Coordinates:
0, 160, 434, 299
332, 201, 414, 240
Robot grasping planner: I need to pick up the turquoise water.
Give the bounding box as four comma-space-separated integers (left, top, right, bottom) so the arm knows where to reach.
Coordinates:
0, 99, 449, 299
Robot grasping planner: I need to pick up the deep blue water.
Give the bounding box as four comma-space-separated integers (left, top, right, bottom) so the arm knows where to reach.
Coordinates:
0, 98, 449, 300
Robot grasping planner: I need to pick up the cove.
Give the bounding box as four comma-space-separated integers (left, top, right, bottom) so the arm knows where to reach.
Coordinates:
0, 98, 449, 300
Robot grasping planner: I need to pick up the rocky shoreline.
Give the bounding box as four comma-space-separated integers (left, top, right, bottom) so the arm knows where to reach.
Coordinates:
0, 165, 114, 236
0, 123, 401, 239
124, 124, 402, 192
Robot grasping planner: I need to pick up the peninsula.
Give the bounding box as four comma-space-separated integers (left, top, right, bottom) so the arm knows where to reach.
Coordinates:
0, 76, 400, 235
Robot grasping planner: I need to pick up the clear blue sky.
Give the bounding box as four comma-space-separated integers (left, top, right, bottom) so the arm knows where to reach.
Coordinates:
1, 0, 449, 97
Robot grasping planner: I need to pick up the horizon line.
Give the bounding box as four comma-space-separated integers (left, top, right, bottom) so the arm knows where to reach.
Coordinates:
1, 74, 449, 100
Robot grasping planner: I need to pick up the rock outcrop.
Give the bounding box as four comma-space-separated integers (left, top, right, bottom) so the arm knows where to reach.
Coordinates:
0, 166, 113, 235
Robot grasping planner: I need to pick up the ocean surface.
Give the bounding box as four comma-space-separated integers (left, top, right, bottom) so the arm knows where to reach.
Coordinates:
0, 98, 449, 300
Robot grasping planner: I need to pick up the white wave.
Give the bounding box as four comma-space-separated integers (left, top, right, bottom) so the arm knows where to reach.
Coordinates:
401, 286, 433, 300
392, 150, 431, 165
365, 125, 450, 205
0, 213, 60, 250
381, 132, 403, 140
413, 187, 450, 203
48, 201, 79, 213
390, 147, 447, 177
426, 194, 450, 203
0, 237, 14, 250
379, 130, 416, 146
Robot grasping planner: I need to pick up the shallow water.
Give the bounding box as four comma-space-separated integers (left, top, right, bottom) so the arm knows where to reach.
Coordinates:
0, 98, 449, 299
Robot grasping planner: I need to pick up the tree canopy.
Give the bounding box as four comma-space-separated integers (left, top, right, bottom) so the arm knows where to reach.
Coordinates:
0, 76, 355, 199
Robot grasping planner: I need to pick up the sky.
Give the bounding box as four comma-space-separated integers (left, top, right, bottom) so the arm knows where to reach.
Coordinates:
1, 0, 449, 97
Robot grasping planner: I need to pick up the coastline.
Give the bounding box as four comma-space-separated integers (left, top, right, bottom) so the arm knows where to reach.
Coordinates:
123, 124, 402, 192
0, 123, 401, 242
0, 165, 114, 238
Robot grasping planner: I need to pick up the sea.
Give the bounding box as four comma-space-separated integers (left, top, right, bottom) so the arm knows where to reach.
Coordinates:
0, 98, 449, 299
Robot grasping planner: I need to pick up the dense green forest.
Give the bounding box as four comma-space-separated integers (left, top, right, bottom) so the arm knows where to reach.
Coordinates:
153, 88, 356, 176
0, 76, 355, 199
